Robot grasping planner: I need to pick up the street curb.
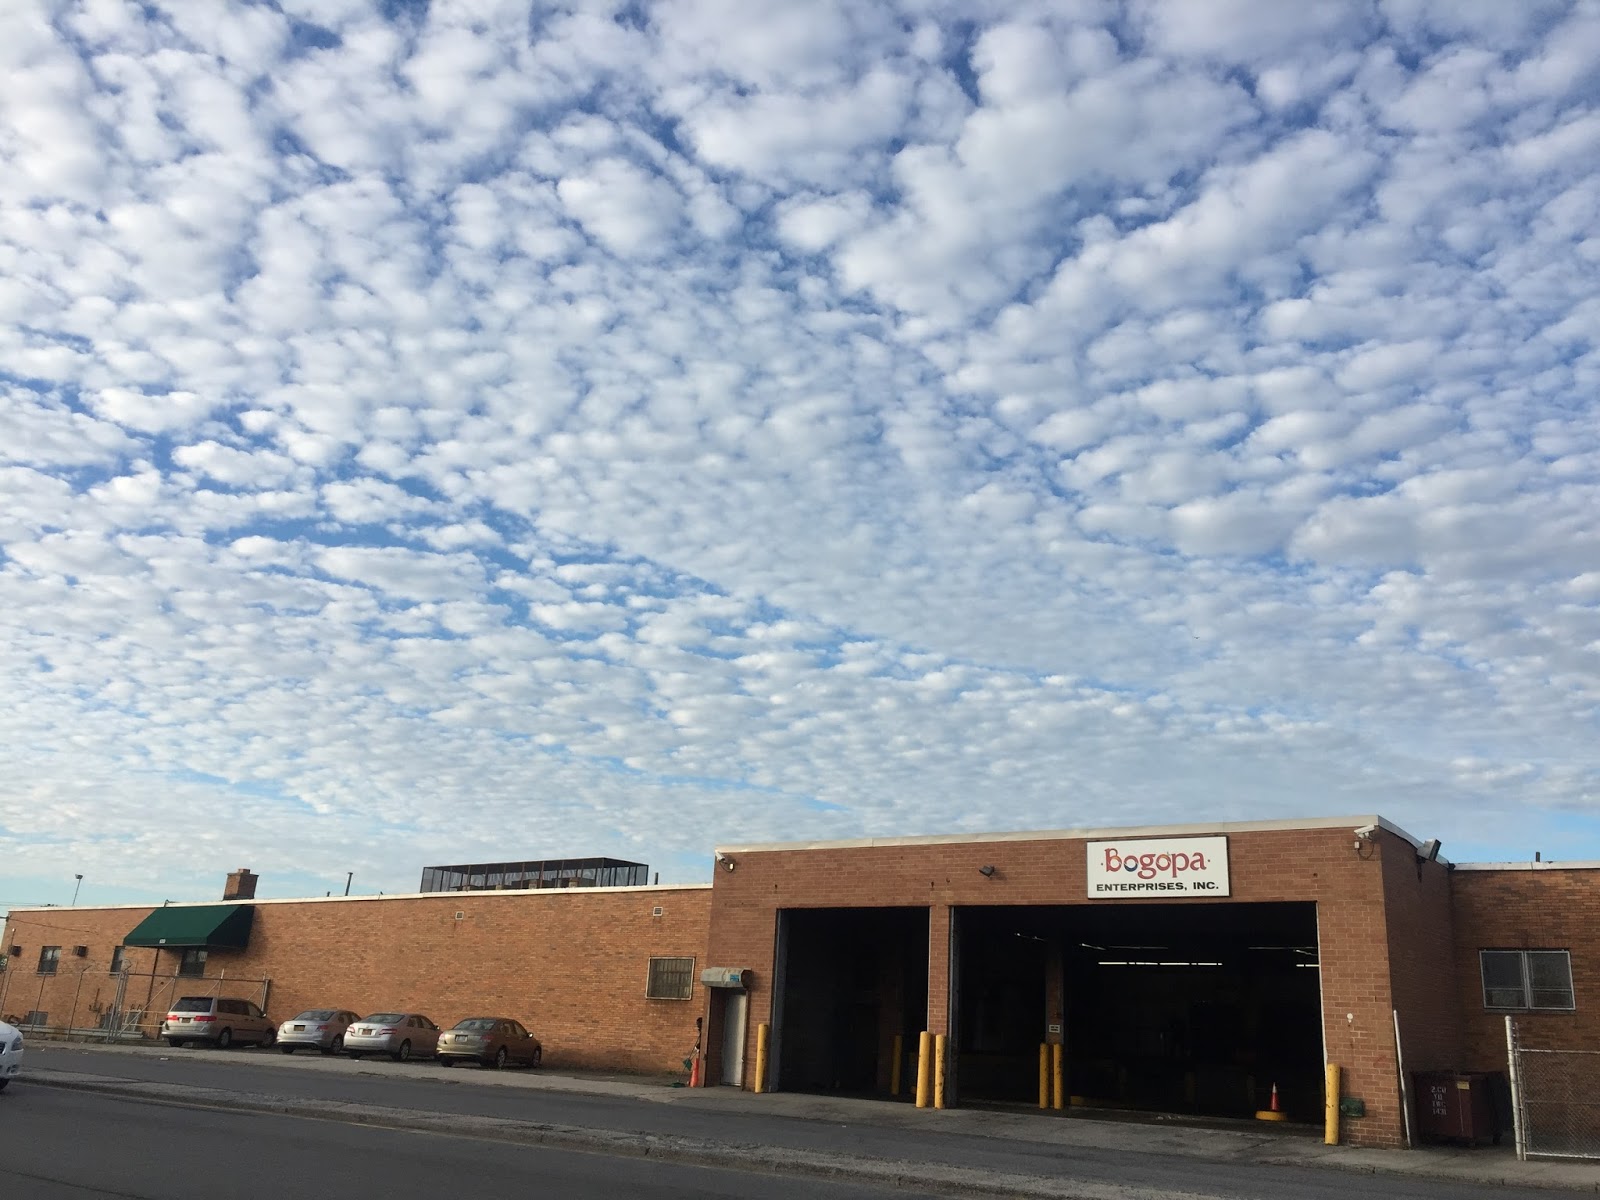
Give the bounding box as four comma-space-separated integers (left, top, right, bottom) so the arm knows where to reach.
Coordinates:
26, 1071, 1127, 1200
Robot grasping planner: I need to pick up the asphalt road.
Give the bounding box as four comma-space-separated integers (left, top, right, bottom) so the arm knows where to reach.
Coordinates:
21, 1045, 1572, 1200
2, 1086, 927, 1199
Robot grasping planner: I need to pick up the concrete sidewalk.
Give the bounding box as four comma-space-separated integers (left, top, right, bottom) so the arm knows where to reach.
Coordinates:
23, 1041, 1600, 1196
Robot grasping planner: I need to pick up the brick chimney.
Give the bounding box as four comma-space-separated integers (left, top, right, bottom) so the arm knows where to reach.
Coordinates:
223, 868, 258, 901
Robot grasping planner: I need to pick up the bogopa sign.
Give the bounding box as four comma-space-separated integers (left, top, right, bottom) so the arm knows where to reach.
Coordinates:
1086, 836, 1230, 898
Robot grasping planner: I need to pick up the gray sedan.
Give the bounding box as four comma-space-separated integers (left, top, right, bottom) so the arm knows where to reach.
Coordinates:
344, 1012, 441, 1062
277, 1009, 360, 1055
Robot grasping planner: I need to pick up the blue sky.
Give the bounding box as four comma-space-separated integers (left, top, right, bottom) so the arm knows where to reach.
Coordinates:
3, 0, 1599, 908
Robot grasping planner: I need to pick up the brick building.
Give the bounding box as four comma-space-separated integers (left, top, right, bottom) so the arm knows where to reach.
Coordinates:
3, 814, 1592, 1152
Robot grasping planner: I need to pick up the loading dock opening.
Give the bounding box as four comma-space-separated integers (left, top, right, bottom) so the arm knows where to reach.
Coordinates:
775, 907, 929, 1095
956, 901, 1322, 1120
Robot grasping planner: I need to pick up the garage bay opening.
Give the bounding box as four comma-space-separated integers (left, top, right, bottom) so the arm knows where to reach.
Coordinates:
774, 907, 929, 1095
956, 901, 1322, 1121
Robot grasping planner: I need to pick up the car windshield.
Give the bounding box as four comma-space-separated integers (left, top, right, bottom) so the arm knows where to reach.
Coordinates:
172, 998, 215, 1013
294, 1010, 336, 1021
362, 1013, 405, 1024
454, 1018, 498, 1032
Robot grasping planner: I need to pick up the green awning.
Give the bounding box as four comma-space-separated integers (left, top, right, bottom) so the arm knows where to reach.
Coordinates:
124, 904, 254, 950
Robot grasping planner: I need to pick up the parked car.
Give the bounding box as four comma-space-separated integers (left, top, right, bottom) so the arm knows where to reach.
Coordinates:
344, 1012, 440, 1061
162, 996, 276, 1049
437, 1017, 543, 1069
0, 1018, 22, 1091
277, 1008, 361, 1055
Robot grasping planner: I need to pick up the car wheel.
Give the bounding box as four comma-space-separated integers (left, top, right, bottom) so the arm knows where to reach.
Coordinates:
281, 1046, 296, 1055
493, 1047, 508, 1070
439, 1056, 454, 1067
216, 1028, 233, 1049
393, 1040, 411, 1062
261, 1029, 276, 1048
323, 1035, 343, 1056
167, 1038, 184, 1049
530, 1046, 542, 1068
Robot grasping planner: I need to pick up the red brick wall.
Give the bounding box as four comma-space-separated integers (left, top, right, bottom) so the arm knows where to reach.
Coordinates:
704, 824, 1412, 1148
1379, 845, 1461, 1144
1451, 866, 1600, 1067
3, 885, 711, 1074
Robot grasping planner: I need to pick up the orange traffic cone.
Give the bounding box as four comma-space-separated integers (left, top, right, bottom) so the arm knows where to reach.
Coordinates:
1256, 1081, 1288, 1122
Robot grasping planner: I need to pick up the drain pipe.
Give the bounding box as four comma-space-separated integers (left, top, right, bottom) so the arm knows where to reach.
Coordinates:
1392, 1009, 1413, 1149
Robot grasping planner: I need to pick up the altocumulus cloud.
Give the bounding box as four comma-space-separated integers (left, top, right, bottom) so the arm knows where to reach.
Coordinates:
2, 0, 1599, 904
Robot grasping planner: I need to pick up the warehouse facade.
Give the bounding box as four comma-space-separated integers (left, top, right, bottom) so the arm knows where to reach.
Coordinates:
4, 814, 1594, 1151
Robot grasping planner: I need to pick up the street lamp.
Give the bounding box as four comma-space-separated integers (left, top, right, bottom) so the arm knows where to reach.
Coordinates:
72, 874, 83, 906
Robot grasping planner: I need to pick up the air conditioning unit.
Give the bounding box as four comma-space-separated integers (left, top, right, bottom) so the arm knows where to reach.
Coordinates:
74, 945, 89, 957
7, 946, 19, 957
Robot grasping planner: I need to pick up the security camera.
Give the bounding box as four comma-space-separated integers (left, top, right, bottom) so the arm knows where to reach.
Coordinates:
1353, 824, 1378, 840
714, 852, 735, 872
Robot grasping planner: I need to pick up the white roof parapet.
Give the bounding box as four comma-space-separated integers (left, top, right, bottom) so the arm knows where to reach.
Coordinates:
2, 881, 712, 914
717, 814, 1429, 855
1453, 861, 1600, 872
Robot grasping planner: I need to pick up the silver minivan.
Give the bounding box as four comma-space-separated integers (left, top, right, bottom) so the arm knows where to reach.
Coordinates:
162, 996, 276, 1049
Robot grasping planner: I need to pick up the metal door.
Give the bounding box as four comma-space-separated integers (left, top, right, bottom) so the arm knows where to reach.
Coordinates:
721, 990, 749, 1086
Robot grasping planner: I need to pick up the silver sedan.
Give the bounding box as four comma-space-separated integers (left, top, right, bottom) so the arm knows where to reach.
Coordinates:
277, 1009, 360, 1055
344, 1012, 441, 1061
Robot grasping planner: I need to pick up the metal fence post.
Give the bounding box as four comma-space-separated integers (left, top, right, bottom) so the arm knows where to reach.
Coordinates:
1506, 1015, 1526, 1161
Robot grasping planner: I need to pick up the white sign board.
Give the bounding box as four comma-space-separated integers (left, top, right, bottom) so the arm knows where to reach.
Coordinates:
1086, 836, 1230, 898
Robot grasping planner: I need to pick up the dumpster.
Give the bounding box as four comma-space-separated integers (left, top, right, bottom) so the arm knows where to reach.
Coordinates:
1414, 1072, 1500, 1145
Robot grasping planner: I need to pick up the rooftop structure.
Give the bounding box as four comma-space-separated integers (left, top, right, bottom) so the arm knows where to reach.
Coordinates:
418, 856, 649, 892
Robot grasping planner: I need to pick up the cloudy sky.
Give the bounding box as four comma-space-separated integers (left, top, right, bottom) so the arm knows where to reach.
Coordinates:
2, 0, 1598, 907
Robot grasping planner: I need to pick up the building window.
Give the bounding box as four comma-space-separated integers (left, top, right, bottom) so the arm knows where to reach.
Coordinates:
109, 946, 126, 975
1481, 950, 1575, 1011
23, 1010, 47, 1028
177, 948, 208, 978
37, 946, 60, 975
645, 956, 695, 1000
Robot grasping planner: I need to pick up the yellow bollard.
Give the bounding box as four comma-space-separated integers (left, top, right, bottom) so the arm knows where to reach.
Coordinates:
915, 1030, 933, 1108
934, 1033, 947, 1109
1038, 1044, 1049, 1109
1051, 1042, 1065, 1110
890, 1033, 903, 1097
1325, 1063, 1340, 1146
754, 1022, 770, 1094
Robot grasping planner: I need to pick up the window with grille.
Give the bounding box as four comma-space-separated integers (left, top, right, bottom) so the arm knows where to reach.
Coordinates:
178, 947, 208, 978
645, 956, 695, 1000
1481, 949, 1574, 1011
37, 946, 60, 975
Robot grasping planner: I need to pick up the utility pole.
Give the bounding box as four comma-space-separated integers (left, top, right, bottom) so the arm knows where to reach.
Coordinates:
344, 872, 353, 896
71, 875, 83, 906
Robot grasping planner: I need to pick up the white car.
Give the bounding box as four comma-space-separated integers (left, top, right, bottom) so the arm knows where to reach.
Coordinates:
0, 1019, 21, 1091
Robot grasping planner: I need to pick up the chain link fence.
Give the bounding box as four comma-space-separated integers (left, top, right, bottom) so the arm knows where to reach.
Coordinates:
0, 968, 270, 1044
1508, 1018, 1600, 1161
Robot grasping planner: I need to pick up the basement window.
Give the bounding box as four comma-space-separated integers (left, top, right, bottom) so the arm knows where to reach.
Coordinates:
646, 956, 695, 1000
1481, 950, 1574, 1012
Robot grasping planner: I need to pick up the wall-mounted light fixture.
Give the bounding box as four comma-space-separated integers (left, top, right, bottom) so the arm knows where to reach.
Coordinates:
715, 853, 736, 872
977, 865, 997, 878
1417, 838, 1442, 862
